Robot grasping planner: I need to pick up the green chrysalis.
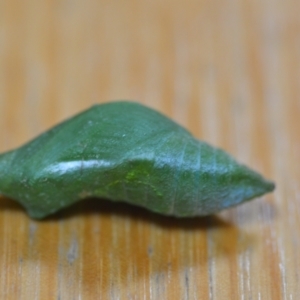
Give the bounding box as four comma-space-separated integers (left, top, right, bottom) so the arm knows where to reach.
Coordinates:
0, 101, 275, 219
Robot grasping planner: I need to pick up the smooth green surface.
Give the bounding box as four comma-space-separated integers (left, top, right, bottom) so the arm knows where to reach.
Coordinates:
0, 101, 275, 219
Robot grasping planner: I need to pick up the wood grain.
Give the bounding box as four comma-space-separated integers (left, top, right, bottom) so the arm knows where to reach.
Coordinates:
0, 0, 299, 299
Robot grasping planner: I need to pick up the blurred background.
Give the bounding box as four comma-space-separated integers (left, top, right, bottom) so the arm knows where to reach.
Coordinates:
0, 0, 299, 299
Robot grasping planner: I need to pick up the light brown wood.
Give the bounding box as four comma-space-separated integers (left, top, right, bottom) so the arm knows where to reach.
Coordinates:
0, 0, 299, 299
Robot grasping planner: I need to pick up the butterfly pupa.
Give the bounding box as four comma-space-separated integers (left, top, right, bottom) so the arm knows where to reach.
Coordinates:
0, 101, 275, 219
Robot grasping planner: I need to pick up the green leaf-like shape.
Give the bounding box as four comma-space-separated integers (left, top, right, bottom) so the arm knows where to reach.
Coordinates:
0, 101, 275, 219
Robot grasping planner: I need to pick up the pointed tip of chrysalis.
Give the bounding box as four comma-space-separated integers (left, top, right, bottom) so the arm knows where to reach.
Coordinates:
249, 175, 275, 199
263, 178, 276, 193
233, 164, 275, 206
205, 162, 276, 216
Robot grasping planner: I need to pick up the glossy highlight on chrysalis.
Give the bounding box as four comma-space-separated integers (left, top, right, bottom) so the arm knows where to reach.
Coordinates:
0, 101, 275, 219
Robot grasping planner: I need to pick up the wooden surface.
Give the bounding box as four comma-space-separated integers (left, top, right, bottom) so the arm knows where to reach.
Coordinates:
0, 0, 299, 299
